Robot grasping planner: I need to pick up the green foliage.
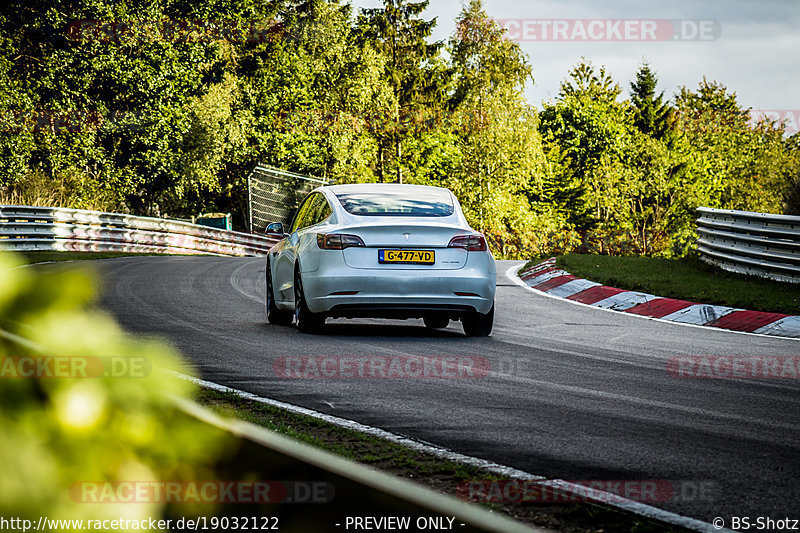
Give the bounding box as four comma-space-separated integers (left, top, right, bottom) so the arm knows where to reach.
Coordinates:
558, 60, 621, 104
356, 0, 444, 183
675, 79, 793, 215
357, 0, 442, 108
540, 63, 798, 257
0, 170, 118, 210
0, 0, 797, 258
442, 0, 569, 259
540, 60, 631, 233
784, 136, 800, 215
630, 62, 675, 142
449, 0, 530, 107
0, 251, 232, 523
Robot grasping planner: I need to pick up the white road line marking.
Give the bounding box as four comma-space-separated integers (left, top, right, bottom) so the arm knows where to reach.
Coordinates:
174, 371, 721, 533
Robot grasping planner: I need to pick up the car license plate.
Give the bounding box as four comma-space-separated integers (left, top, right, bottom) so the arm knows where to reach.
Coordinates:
379, 249, 435, 265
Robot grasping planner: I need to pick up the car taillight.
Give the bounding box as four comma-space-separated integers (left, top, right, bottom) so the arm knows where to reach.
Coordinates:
317, 233, 366, 250
448, 234, 487, 251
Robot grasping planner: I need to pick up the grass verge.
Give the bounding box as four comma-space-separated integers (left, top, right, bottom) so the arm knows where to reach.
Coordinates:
196, 387, 688, 533
520, 254, 800, 316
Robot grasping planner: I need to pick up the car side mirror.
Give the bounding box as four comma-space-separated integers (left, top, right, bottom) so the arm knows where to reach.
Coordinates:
265, 222, 287, 238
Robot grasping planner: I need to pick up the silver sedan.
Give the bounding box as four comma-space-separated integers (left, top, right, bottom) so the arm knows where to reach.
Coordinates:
265, 183, 496, 336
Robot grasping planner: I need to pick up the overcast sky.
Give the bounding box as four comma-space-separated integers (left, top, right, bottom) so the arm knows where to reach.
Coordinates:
350, 0, 800, 120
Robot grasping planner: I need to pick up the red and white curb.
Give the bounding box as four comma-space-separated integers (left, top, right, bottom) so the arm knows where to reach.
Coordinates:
514, 258, 800, 339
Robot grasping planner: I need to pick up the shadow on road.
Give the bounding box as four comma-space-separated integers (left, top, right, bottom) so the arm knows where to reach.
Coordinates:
260, 320, 481, 339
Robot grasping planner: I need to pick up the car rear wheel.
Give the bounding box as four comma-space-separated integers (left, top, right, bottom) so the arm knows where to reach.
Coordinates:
462, 303, 494, 337
423, 312, 449, 329
294, 271, 325, 333
266, 261, 292, 326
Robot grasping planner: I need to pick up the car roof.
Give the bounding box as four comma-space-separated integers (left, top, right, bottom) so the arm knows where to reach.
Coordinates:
322, 183, 453, 196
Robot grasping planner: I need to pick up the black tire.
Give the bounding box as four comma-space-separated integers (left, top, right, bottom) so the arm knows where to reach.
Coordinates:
294, 270, 325, 333
423, 312, 449, 329
462, 303, 494, 337
266, 261, 292, 326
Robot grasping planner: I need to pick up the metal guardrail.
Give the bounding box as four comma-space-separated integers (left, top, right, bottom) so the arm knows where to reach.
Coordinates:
696, 207, 800, 283
0, 205, 279, 256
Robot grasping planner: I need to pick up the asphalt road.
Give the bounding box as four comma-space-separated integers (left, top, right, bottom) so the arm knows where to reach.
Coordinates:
81, 256, 799, 526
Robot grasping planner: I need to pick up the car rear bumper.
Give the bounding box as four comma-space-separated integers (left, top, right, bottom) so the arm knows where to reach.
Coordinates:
302, 253, 496, 316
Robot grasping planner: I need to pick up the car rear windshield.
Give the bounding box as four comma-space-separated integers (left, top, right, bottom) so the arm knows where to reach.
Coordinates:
334, 189, 455, 217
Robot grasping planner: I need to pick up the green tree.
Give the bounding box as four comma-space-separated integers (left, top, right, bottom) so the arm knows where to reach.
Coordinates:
630, 62, 675, 142
558, 59, 621, 103
449, 0, 529, 108
540, 59, 688, 255
540, 60, 628, 236
784, 133, 800, 215
241, 0, 394, 187
445, 0, 562, 257
675, 79, 792, 214
356, 0, 444, 183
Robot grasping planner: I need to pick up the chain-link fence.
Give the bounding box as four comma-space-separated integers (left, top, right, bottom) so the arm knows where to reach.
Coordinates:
246, 165, 329, 233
